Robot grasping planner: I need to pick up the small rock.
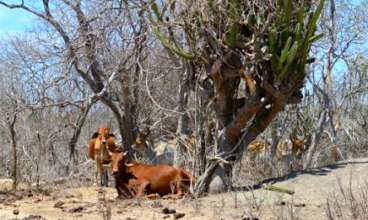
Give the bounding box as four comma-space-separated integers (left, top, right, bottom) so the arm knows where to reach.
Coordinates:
162, 215, 170, 219
162, 207, 176, 214
68, 206, 85, 213
14, 192, 23, 200
275, 201, 286, 206
294, 203, 306, 207
0, 194, 7, 203
126, 217, 136, 220
242, 216, 259, 220
33, 198, 42, 203
162, 207, 170, 214
65, 194, 74, 199
22, 214, 46, 220
174, 213, 185, 219
54, 201, 64, 208
13, 209, 19, 215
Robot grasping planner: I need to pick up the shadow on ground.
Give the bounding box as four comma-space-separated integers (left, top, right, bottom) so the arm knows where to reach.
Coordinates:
233, 158, 368, 192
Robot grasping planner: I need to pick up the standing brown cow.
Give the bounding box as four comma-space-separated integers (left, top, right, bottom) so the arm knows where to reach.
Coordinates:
110, 151, 195, 199
88, 127, 119, 186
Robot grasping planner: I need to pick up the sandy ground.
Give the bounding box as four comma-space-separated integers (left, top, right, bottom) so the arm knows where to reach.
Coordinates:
0, 158, 367, 220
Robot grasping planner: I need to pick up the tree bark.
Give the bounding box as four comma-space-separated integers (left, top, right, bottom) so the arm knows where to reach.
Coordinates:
269, 121, 279, 159
201, 99, 285, 194
303, 110, 327, 169
7, 113, 17, 190
191, 53, 294, 194
174, 62, 192, 167
69, 104, 92, 163
195, 83, 207, 176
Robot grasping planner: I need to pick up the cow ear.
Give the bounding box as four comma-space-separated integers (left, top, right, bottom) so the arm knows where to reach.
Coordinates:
125, 162, 134, 167
109, 133, 116, 138
91, 132, 99, 139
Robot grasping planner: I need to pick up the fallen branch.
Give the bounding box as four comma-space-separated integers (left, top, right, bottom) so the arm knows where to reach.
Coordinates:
263, 184, 295, 195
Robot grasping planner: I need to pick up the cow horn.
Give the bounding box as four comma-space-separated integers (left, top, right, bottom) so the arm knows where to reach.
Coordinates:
122, 151, 128, 156
125, 162, 134, 167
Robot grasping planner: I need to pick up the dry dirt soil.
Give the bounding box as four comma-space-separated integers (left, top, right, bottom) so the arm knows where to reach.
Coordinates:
0, 158, 367, 220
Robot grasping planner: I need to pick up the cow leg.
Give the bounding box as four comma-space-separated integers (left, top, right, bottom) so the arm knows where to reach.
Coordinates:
136, 180, 149, 197
94, 167, 98, 186
96, 160, 104, 187
116, 185, 123, 198
102, 168, 109, 187
95, 161, 100, 186
174, 180, 184, 198
174, 172, 188, 198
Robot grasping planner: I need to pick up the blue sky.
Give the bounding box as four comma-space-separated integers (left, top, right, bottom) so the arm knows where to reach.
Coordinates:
0, 3, 36, 36
0, 0, 366, 77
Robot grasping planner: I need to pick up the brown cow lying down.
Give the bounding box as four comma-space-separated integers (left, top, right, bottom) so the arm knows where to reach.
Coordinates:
110, 151, 195, 199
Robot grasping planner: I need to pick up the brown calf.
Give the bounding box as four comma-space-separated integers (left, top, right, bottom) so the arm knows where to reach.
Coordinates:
110, 151, 195, 199
88, 127, 119, 186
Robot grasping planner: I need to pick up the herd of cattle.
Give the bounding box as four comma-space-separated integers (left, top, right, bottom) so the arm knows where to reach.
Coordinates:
87, 127, 195, 199
87, 127, 331, 199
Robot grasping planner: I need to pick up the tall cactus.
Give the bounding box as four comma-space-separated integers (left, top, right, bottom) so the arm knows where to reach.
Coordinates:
146, 0, 325, 194
147, 0, 195, 59
147, 0, 324, 84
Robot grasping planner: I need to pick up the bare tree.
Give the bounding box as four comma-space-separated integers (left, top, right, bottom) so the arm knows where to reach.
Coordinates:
0, 0, 150, 157
148, 0, 325, 193
0, 88, 21, 189
303, 0, 368, 168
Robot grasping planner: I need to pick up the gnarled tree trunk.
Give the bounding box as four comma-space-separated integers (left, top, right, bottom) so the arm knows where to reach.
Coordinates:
195, 59, 288, 194
174, 62, 193, 167
6, 112, 17, 190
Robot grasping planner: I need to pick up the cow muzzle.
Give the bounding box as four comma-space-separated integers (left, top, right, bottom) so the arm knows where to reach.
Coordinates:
112, 170, 119, 176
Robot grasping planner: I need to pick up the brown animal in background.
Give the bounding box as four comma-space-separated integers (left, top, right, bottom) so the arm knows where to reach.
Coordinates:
330, 145, 343, 162
247, 137, 308, 159
110, 151, 195, 199
289, 136, 308, 159
131, 127, 151, 153
131, 127, 156, 160
247, 140, 269, 161
88, 127, 119, 186
133, 134, 196, 165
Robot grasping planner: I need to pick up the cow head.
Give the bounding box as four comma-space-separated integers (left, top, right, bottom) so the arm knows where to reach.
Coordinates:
290, 136, 308, 158
91, 127, 116, 150
131, 127, 150, 153
111, 151, 129, 176
98, 127, 111, 145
